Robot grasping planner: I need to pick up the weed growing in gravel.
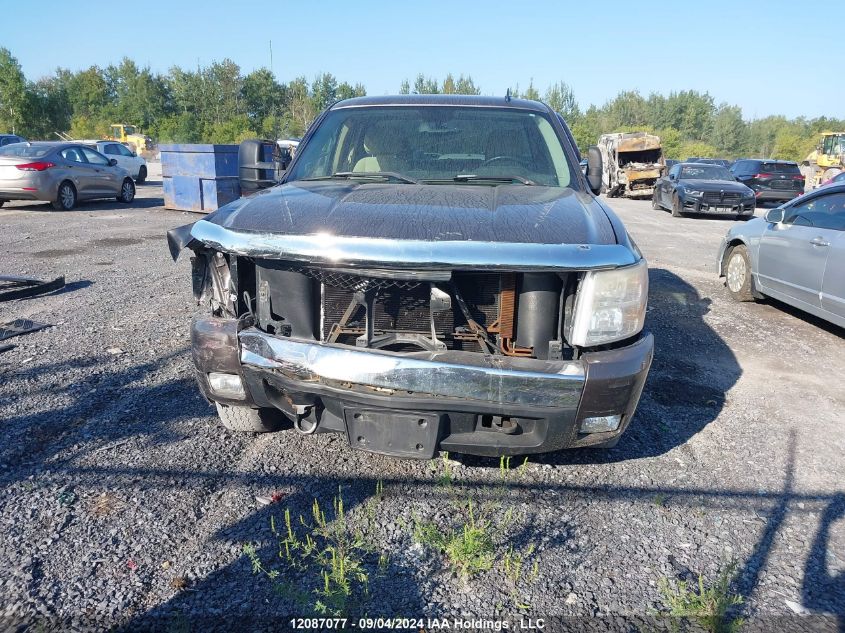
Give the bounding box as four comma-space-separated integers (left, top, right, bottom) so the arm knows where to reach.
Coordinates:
244, 488, 384, 616
658, 560, 744, 633
502, 543, 539, 610
436, 451, 454, 487
414, 499, 495, 579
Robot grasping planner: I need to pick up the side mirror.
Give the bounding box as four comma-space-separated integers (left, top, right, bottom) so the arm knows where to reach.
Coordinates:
668, 173, 676, 181
586, 145, 602, 195
238, 139, 285, 193
131, 151, 137, 157
765, 207, 785, 223
108, 158, 118, 166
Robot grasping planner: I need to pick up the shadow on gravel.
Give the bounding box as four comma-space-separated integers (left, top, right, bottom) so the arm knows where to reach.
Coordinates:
0, 349, 207, 484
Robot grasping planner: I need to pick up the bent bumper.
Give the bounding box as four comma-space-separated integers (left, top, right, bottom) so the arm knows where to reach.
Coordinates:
191, 318, 653, 457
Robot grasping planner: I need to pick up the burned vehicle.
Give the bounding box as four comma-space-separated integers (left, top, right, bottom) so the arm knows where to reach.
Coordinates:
599, 132, 665, 198
168, 95, 653, 458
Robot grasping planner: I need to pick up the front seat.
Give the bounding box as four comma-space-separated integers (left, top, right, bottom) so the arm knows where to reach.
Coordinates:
353, 125, 409, 173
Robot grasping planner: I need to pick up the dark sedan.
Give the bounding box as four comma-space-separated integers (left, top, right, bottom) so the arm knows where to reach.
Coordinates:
653, 162, 756, 219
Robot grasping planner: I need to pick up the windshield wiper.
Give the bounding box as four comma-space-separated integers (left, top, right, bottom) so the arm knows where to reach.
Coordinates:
451, 174, 536, 185
321, 171, 421, 184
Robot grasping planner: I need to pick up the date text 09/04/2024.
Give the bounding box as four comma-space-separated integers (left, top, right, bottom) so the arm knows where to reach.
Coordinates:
288, 617, 546, 630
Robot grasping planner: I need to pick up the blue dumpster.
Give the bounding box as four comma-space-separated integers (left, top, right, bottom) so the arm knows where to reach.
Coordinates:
160, 144, 240, 213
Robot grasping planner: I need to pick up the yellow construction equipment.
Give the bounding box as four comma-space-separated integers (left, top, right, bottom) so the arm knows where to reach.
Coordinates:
107, 124, 152, 155
801, 132, 845, 189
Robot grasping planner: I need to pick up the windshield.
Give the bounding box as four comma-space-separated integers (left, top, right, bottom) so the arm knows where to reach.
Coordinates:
287, 106, 574, 188
680, 165, 733, 180
0, 145, 51, 158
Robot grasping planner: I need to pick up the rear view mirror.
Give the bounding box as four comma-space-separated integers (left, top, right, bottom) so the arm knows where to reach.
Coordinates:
586, 145, 602, 195
765, 207, 785, 223
238, 139, 286, 194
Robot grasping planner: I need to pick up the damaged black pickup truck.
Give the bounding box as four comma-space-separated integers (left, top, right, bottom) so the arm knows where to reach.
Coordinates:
168, 95, 653, 458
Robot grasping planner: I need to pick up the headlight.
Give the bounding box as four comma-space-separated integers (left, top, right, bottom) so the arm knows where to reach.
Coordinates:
685, 189, 704, 197
567, 259, 648, 347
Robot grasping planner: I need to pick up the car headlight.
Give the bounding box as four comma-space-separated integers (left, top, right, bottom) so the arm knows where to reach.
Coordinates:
567, 259, 648, 347
685, 189, 704, 197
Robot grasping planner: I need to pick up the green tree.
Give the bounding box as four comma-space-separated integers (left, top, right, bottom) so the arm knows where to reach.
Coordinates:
413, 74, 440, 94
678, 140, 719, 159
242, 68, 286, 129
311, 72, 338, 112
66, 66, 110, 120
521, 79, 540, 101
0, 48, 26, 133
285, 76, 315, 136
23, 76, 72, 138
454, 75, 480, 95
336, 81, 366, 101
544, 81, 579, 121
711, 104, 746, 157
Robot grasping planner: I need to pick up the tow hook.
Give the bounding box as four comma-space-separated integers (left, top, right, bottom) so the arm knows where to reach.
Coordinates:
290, 403, 317, 435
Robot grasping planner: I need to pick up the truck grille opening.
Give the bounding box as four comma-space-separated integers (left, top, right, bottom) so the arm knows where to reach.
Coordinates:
322, 273, 500, 352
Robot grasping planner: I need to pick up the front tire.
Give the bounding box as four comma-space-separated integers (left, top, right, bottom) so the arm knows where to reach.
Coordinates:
725, 245, 754, 302
136, 166, 147, 184
52, 181, 77, 210
671, 194, 683, 217
215, 403, 284, 433
651, 190, 662, 210
117, 178, 135, 203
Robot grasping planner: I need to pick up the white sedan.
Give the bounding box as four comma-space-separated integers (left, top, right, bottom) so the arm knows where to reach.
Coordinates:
88, 141, 148, 183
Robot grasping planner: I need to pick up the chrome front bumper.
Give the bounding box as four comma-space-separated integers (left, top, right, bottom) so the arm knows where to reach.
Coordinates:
238, 327, 585, 409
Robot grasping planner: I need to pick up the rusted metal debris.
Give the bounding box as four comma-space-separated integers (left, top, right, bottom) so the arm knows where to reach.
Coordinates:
0, 275, 65, 301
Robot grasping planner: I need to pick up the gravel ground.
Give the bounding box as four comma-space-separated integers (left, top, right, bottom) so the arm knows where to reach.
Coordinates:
0, 176, 843, 631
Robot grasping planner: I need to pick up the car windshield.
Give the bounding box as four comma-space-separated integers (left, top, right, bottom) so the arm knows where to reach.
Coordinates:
680, 165, 733, 180
287, 106, 574, 188
0, 145, 51, 158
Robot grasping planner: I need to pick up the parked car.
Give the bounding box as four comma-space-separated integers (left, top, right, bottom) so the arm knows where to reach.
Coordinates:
730, 159, 804, 204
718, 183, 845, 328
653, 162, 756, 218
86, 140, 148, 183
168, 94, 653, 458
0, 142, 135, 210
0, 134, 26, 146
664, 159, 679, 170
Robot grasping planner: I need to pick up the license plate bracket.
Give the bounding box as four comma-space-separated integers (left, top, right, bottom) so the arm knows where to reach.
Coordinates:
344, 409, 441, 459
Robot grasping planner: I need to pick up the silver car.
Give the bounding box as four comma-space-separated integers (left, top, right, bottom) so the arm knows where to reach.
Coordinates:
0, 142, 136, 210
718, 183, 845, 328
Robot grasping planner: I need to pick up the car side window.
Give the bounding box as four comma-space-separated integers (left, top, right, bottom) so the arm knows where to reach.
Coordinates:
61, 147, 87, 163
116, 144, 134, 157
785, 192, 845, 231
81, 147, 110, 166
103, 144, 119, 155
669, 164, 680, 179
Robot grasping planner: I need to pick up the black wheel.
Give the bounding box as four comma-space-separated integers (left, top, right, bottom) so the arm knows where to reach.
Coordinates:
725, 245, 754, 302
651, 190, 662, 210
117, 178, 135, 203
671, 194, 683, 217
136, 165, 147, 184
52, 181, 77, 210
215, 403, 284, 433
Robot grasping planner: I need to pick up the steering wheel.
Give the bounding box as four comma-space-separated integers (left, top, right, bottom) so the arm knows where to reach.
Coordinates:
481, 155, 528, 168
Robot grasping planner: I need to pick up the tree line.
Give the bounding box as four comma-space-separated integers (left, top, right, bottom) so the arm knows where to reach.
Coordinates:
1, 48, 841, 161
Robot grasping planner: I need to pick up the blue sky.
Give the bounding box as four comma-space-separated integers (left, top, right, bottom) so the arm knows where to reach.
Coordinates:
5, 0, 842, 120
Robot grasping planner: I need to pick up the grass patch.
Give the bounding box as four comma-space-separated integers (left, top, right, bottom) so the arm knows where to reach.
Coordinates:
414, 500, 495, 579
658, 560, 744, 633
244, 485, 387, 616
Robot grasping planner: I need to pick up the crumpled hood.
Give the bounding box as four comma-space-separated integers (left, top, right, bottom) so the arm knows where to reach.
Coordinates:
680, 179, 752, 193
203, 180, 618, 245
